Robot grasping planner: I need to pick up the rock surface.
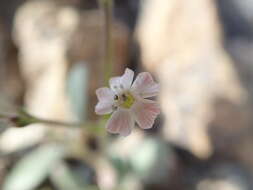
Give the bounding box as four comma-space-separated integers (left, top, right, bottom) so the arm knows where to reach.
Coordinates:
136, 0, 253, 160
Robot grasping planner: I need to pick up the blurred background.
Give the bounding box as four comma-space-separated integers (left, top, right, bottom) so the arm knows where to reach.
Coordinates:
0, 0, 253, 189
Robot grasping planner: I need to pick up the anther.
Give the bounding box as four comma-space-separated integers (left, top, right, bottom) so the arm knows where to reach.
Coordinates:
114, 95, 119, 100
122, 94, 127, 101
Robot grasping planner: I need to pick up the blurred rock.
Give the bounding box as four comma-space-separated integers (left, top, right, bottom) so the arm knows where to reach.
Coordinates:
0, 0, 78, 152
217, 0, 253, 39
136, 0, 252, 159
13, 0, 78, 119
212, 0, 253, 170
217, 0, 253, 99
195, 164, 253, 190
0, 18, 23, 106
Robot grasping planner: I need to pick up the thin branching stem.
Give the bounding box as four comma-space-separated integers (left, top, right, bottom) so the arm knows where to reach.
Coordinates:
35, 118, 82, 127
99, 0, 114, 84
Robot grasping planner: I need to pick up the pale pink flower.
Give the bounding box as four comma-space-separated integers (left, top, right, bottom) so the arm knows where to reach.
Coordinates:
95, 68, 160, 136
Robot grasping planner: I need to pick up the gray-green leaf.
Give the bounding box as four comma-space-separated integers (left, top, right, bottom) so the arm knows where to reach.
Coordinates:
67, 62, 89, 121
3, 144, 66, 190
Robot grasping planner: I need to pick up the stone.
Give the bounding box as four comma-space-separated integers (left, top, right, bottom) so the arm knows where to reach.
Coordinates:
136, 0, 252, 159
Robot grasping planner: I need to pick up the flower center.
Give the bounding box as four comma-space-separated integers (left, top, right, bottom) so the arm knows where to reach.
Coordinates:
114, 92, 135, 109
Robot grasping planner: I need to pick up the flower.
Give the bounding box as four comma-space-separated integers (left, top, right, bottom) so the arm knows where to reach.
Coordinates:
95, 68, 160, 136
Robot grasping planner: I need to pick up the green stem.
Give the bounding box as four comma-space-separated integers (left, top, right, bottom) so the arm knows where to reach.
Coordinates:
99, 0, 114, 84
36, 118, 82, 127
0, 111, 84, 128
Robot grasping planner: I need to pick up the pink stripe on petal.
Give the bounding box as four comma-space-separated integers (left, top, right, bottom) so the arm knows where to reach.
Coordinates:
106, 109, 134, 136
120, 68, 134, 90
131, 72, 159, 98
141, 83, 159, 98
132, 99, 160, 129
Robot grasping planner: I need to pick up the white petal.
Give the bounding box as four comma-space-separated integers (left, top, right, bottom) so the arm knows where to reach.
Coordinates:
106, 108, 134, 136
131, 72, 159, 98
109, 77, 122, 93
120, 68, 134, 90
95, 101, 113, 115
132, 99, 160, 129
95, 87, 114, 115
96, 87, 114, 101
109, 68, 134, 92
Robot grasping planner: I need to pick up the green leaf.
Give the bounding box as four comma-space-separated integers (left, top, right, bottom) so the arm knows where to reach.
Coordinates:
3, 144, 66, 190
129, 138, 172, 184
9, 110, 39, 128
50, 161, 99, 190
67, 63, 89, 121
50, 161, 84, 190
110, 156, 131, 179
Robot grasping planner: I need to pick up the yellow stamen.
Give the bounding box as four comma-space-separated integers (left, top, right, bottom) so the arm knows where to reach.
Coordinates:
121, 92, 135, 109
